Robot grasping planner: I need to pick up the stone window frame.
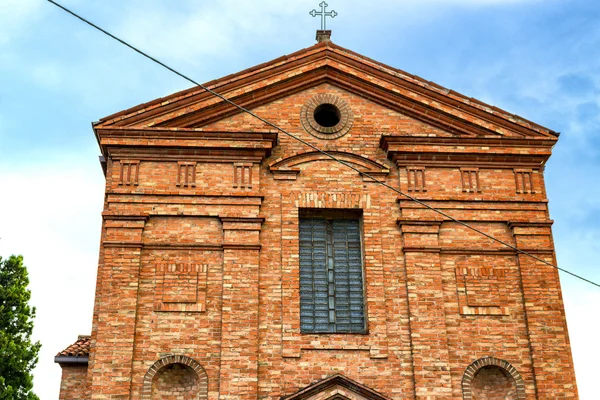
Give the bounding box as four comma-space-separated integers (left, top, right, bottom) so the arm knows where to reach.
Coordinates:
461, 356, 526, 400
141, 355, 208, 400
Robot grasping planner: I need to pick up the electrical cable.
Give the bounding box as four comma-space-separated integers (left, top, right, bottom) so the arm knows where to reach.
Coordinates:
47, 0, 600, 289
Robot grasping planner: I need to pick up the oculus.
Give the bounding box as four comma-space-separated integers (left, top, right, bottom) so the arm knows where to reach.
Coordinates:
301, 93, 353, 139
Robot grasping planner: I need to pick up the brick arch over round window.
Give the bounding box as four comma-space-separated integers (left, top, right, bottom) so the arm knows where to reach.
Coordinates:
141, 355, 208, 400
462, 357, 526, 400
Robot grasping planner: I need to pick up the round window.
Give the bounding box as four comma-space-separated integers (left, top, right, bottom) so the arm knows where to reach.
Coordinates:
313, 103, 341, 127
300, 94, 353, 140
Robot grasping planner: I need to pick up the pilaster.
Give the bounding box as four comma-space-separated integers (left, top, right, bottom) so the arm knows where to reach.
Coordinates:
398, 219, 453, 399
509, 221, 579, 398
89, 213, 148, 399
218, 217, 263, 400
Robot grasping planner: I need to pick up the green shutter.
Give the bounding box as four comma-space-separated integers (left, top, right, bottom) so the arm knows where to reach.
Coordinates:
300, 217, 365, 333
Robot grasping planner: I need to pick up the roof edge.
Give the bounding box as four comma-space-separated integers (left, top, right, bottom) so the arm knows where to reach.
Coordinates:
54, 356, 89, 365
94, 40, 558, 139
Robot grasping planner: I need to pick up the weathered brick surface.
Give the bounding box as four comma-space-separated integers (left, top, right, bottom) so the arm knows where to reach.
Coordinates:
58, 365, 90, 399
58, 41, 578, 399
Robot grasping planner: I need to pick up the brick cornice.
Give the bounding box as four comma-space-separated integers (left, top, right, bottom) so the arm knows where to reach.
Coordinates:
381, 135, 555, 168
95, 128, 278, 160
222, 244, 262, 251
508, 220, 554, 229
101, 212, 149, 221
219, 217, 265, 225
396, 219, 443, 226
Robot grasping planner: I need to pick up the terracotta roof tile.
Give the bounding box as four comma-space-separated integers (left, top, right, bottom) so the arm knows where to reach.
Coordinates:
56, 335, 91, 357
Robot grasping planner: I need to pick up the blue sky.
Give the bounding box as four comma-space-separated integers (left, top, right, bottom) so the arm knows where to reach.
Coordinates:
1, 0, 599, 398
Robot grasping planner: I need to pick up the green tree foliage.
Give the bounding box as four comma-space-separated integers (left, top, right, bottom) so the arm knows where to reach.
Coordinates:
0, 255, 41, 400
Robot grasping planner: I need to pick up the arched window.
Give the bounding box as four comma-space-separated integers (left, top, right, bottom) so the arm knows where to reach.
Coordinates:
141, 355, 208, 400
462, 357, 526, 400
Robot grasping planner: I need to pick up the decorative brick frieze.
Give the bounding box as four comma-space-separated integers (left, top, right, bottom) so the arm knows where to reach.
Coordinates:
460, 168, 481, 193
233, 163, 253, 188
514, 169, 535, 194
405, 166, 426, 192
176, 162, 196, 187
118, 160, 140, 186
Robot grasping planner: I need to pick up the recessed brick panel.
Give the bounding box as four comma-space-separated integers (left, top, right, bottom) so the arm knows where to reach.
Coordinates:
154, 263, 207, 312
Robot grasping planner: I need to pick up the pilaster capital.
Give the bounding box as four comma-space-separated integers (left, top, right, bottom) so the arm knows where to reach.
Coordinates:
220, 217, 264, 248
219, 217, 264, 231
397, 219, 443, 234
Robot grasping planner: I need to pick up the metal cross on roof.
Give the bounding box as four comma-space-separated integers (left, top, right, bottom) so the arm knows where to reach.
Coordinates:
310, 1, 338, 30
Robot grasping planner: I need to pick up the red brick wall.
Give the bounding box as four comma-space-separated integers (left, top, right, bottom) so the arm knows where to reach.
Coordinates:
58, 364, 89, 399
83, 80, 579, 399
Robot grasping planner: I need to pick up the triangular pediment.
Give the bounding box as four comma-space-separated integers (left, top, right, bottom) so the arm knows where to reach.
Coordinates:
94, 41, 557, 140
282, 375, 391, 400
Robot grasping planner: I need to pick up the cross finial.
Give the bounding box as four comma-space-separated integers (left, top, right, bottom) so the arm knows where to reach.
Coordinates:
310, 1, 337, 30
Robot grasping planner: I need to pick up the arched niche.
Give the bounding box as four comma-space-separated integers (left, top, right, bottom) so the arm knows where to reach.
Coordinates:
462, 357, 526, 400
141, 355, 208, 400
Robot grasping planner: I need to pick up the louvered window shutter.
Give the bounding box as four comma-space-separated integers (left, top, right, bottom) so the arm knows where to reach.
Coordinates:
299, 218, 366, 333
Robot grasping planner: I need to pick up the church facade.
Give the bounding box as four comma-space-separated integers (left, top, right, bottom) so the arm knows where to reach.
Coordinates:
56, 33, 579, 399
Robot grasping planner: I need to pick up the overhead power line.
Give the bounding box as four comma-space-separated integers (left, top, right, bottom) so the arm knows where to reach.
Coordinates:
46, 0, 600, 289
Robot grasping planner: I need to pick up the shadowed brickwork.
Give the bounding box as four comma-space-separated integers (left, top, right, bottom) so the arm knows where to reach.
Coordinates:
472, 367, 517, 400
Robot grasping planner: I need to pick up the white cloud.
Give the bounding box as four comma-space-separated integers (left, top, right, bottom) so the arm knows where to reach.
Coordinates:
0, 158, 104, 399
